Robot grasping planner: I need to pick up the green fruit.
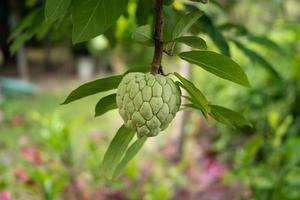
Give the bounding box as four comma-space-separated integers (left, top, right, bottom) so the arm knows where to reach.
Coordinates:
116, 72, 181, 137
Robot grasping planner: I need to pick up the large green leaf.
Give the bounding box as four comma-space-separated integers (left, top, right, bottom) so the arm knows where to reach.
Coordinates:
95, 94, 117, 117
112, 137, 147, 180
210, 105, 252, 128
61, 75, 122, 104
45, 0, 71, 22
174, 36, 207, 49
174, 73, 210, 114
179, 51, 251, 87
232, 40, 281, 80
71, 0, 129, 43
172, 10, 204, 39
198, 15, 230, 56
132, 25, 153, 46
102, 125, 135, 179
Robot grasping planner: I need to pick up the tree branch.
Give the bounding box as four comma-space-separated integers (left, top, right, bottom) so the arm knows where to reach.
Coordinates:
151, 0, 164, 74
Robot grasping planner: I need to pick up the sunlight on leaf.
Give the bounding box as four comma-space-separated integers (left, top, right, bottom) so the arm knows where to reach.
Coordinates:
179, 51, 251, 87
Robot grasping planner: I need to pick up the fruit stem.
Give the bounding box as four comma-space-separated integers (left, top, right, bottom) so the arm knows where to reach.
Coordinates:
151, 0, 164, 75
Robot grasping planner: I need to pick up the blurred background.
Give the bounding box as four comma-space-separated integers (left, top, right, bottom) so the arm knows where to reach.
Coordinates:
1, 0, 300, 199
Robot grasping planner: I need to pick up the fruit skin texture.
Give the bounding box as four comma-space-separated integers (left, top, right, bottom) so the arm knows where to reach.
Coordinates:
116, 72, 181, 137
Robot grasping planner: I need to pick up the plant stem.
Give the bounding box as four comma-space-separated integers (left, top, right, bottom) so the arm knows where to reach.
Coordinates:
151, 0, 164, 74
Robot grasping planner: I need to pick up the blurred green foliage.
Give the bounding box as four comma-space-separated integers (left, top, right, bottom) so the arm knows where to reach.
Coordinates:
1, 0, 300, 199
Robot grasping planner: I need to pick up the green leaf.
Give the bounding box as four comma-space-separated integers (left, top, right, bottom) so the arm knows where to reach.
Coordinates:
112, 137, 147, 180
174, 36, 207, 49
62, 66, 149, 105
163, 6, 181, 42
163, 0, 174, 6
71, 0, 129, 43
198, 15, 230, 56
219, 23, 283, 54
242, 136, 263, 164
210, 105, 252, 128
182, 103, 198, 109
174, 73, 210, 114
210, 0, 223, 9
182, 99, 208, 119
172, 10, 204, 39
232, 40, 281, 80
102, 125, 135, 179
219, 22, 248, 36
190, 0, 209, 3
10, 33, 33, 55
104, 25, 117, 48
61, 75, 123, 104
9, 7, 44, 54
132, 25, 153, 46
247, 34, 284, 54
45, 0, 71, 22
182, 95, 201, 107
135, 0, 153, 26
179, 51, 251, 87
95, 94, 117, 117
9, 8, 43, 41
210, 108, 233, 127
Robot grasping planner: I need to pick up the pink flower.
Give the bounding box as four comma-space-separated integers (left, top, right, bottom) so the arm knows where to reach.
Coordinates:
15, 167, 29, 182
21, 146, 42, 165
200, 158, 226, 187
89, 131, 105, 140
10, 115, 24, 127
0, 191, 11, 200
15, 167, 35, 186
18, 136, 29, 147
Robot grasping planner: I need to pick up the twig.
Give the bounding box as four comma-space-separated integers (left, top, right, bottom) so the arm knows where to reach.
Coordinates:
150, 0, 164, 74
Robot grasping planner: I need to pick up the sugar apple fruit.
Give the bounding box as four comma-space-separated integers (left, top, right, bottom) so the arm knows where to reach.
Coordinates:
116, 72, 181, 137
